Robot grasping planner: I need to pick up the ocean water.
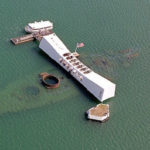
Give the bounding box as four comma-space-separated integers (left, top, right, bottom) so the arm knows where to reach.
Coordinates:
0, 0, 150, 149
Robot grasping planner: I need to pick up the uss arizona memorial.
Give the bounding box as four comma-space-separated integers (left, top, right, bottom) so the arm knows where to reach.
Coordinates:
38, 21, 116, 102
12, 20, 116, 102
39, 33, 116, 102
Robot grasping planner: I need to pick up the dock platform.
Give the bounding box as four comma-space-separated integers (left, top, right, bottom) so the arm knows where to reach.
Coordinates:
11, 34, 34, 45
11, 30, 54, 45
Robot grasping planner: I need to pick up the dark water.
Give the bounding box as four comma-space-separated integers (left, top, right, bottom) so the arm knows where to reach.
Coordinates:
45, 77, 58, 85
0, 0, 150, 149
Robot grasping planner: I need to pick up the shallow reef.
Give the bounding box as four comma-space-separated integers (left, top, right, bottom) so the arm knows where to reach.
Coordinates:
81, 48, 139, 82
24, 86, 40, 97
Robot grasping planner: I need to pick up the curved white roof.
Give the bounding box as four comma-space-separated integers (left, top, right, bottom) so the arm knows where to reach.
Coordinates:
28, 21, 53, 29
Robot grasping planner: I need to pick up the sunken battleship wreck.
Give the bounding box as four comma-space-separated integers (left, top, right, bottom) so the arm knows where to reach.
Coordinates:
11, 20, 116, 102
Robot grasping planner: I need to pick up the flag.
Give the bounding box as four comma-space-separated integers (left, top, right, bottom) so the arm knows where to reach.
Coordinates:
77, 42, 84, 48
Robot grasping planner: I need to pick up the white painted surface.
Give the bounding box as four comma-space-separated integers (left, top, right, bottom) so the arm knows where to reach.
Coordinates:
87, 104, 109, 122
87, 113, 109, 121
28, 21, 53, 29
39, 33, 116, 102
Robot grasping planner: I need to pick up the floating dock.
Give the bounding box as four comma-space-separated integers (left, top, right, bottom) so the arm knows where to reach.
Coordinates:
11, 30, 53, 45
11, 34, 34, 45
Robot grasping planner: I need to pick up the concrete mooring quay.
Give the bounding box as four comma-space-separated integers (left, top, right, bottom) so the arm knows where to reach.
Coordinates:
11, 30, 53, 45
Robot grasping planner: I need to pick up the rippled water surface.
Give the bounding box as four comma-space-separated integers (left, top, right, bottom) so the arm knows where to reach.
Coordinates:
0, 0, 150, 149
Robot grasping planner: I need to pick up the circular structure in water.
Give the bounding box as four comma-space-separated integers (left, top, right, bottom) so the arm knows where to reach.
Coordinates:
40, 72, 60, 89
